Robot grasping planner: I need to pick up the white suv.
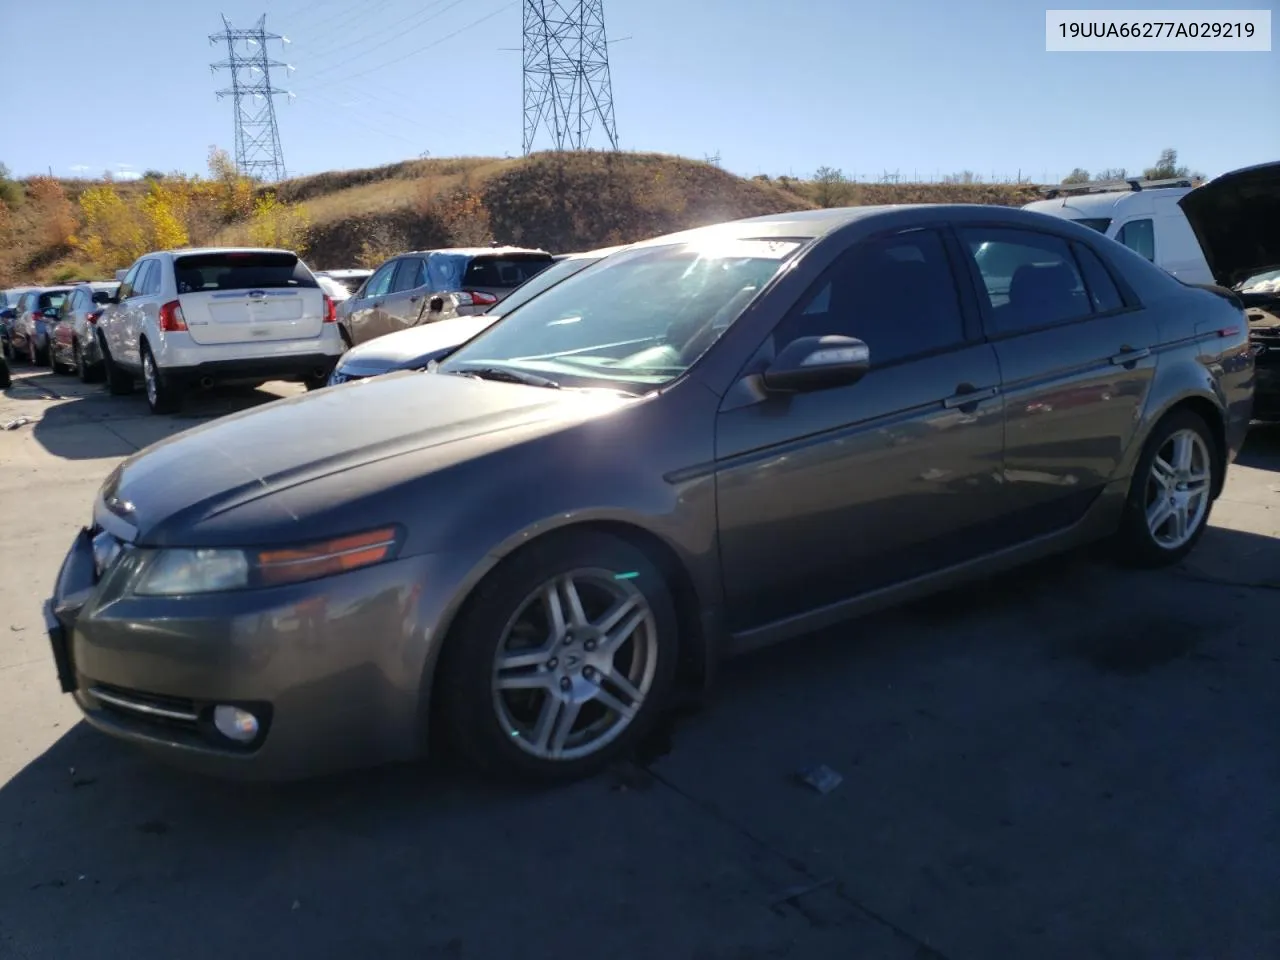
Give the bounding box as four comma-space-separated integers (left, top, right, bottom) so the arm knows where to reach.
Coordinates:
98, 247, 343, 413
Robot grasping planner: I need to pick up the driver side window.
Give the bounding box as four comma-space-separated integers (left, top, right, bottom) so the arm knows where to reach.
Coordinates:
772, 230, 967, 368
364, 260, 397, 299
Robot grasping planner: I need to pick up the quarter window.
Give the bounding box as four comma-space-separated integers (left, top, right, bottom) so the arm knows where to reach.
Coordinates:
1072, 243, 1126, 313
774, 230, 966, 366
1115, 218, 1155, 262
962, 228, 1091, 334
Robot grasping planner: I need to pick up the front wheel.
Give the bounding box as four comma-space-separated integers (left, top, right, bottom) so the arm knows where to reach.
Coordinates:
99, 335, 134, 395
436, 530, 680, 783
1114, 409, 1219, 568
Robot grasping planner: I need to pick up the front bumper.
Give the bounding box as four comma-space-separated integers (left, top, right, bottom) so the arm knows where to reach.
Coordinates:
44, 527, 445, 781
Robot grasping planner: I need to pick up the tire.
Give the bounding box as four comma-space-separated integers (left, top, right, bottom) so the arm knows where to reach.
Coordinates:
0, 356, 10, 389
74, 342, 102, 383
436, 529, 680, 783
141, 344, 182, 414
50, 340, 70, 375
99, 334, 134, 396
303, 372, 329, 391
1114, 408, 1219, 568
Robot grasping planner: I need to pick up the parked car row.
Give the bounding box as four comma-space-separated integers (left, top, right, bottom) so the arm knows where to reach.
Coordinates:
38, 178, 1270, 785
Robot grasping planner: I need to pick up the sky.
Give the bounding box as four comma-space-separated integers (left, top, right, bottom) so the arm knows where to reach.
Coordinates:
1, 0, 1277, 184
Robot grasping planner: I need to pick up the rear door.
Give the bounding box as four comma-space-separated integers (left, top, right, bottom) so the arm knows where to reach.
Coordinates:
173, 251, 325, 346
381, 256, 430, 333
104, 261, 142, 363
957, 225, 1159, 536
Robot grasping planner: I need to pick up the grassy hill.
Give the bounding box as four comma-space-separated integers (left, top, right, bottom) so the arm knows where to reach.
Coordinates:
0, 151, 1043, 284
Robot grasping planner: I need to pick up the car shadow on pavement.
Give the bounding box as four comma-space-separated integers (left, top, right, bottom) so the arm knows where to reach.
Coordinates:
1238, 420, 1280, 470
2, 525, 1278, 958
2, 370, 293, 460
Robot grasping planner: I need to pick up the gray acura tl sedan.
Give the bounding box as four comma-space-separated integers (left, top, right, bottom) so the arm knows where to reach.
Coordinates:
44, 203, 1254, 783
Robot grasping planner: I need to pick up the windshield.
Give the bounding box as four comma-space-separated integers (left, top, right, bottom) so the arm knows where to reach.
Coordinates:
439, 238, 804, 390
489, 255, 604, 317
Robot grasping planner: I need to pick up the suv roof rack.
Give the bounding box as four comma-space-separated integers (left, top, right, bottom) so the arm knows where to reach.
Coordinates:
1038, 176, 1195, 200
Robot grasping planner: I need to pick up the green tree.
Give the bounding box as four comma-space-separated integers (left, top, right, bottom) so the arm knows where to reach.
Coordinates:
1143, 148, 1203, 181
1062, 168, 1091, 184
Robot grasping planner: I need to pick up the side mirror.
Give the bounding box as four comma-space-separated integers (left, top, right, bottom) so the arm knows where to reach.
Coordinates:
761, 335, 871, 394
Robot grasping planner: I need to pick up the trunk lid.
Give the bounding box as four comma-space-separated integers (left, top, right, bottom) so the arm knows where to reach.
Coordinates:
173, 251, 326, 345
1178, 161, 1280, 289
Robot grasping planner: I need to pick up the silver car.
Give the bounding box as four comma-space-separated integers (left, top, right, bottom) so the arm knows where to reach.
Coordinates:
48, 281, 120, 380
339, 246, 555, 347
328, 246, 628, 386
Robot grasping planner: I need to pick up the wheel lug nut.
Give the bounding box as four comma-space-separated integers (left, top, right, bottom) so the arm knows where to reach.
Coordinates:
584, 639, 596, 651
547, 658, 558, 670
583, 666, 595, 680
560, 677, 571, 691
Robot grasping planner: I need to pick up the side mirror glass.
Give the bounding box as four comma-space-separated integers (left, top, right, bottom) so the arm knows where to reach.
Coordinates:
761, 335, 871, 394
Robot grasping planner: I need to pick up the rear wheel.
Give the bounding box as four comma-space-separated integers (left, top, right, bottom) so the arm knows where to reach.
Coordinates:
1114, 409, 1219, 568
303, 372, 329, 391
142, 345, 182, 414
74, 342, 101, 383
0, 356, 11, 389
99, 334, 134, 396
436, 530, 679, 784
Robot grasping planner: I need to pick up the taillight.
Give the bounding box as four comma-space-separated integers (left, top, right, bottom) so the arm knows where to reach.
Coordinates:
158, 300, 187, 332
465, 290, 499, 307
85, 311, 102, 325
323, 295, 337, 323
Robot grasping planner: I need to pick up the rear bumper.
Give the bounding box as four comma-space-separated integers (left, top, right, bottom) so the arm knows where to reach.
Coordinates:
165, 353, 340, 387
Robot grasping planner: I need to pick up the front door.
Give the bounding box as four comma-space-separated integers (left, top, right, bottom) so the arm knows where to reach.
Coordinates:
715, 227, 1007, 633
957, 225, 1159, 535
345, 259, 398, 345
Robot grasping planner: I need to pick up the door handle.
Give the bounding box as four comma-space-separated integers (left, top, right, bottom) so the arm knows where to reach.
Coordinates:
372, 301, 383, 308
1109, 346, 1150, 366
409, 295, 421, 303
942, 384, 998, 409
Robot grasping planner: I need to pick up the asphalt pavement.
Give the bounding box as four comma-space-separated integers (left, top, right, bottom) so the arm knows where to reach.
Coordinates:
2, 365, 1278, 960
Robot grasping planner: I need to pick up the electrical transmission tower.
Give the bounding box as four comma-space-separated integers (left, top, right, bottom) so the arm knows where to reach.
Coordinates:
209, 15, 291, 181
522, 0, 619, 155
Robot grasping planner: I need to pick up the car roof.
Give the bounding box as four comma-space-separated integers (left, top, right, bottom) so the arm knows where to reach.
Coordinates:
1022, 187, 1192, 218
400, 246, 552, 258
626, 203, 1112, 250
159, 246, 299, 257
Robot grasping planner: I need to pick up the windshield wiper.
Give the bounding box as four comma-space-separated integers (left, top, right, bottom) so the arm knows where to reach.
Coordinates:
450, 365, 560, 389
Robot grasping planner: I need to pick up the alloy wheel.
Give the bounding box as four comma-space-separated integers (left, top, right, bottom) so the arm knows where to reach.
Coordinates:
492, 570, 659, 762
1144, 427, 1211, 550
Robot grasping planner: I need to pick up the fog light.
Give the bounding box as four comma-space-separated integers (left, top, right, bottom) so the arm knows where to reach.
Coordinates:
213, 705, 259, 743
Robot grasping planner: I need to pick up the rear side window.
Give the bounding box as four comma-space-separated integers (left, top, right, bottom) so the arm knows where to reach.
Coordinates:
961, 228, 1092, 334
1072, 243, 1126, 313
173, 252, 317, 293
391, 257, 427, 293
1115, 219, 1155, 262
460, 255, 553, 290
774, 229, 966, 366
135, 262, 160, 296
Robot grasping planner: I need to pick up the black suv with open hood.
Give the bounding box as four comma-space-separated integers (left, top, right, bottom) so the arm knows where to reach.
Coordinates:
1180, 160, 1280, 420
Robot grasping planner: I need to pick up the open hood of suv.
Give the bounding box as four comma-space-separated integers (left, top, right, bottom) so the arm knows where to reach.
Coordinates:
1179, 161, 1280, 289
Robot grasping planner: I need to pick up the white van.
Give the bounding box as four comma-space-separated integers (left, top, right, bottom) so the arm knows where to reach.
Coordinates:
1022, 177, 1214, 284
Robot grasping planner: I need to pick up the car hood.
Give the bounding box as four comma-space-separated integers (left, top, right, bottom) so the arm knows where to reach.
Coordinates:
1179, 161, 1280, 288
98, 371, 631, 545
339, 314, 500, 373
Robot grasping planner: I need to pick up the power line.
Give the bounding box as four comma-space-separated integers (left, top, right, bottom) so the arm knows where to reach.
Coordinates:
291, 3, 516, 94
294, 0, 464, 71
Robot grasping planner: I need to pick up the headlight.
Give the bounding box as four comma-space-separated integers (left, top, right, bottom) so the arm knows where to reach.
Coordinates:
135, 548, 251, 595
131, 527, 400, 596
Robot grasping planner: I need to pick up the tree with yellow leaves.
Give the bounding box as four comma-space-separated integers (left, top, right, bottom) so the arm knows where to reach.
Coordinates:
75, 185, 146, 268
246, 193, 311, 254
27, 176, 77, 249
140, 181, 189, 251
